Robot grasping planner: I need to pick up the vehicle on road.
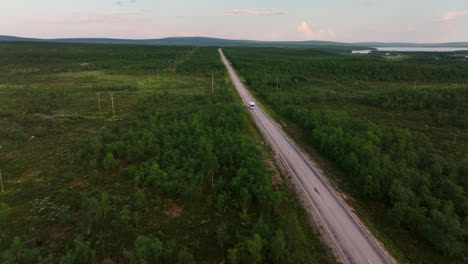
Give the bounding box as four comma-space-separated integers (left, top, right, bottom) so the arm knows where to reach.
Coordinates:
249, 101, 256, 110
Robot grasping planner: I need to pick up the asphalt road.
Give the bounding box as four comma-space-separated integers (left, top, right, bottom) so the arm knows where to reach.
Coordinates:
219, 49, 393, 264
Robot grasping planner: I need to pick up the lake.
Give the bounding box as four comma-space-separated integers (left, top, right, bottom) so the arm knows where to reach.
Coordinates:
375, 47, 468, 52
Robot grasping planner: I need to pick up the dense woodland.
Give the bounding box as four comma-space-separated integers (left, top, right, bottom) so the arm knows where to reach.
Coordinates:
0, 44, 333, 263
224, 47, 468, 263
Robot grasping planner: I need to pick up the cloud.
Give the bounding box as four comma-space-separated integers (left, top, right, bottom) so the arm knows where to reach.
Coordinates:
221, 9, 288, 16
327, 28, 336, 40
297, 22, 337, 40
440, 10, 468, 22
43, 12, 129, 24
297, 21, 314, 39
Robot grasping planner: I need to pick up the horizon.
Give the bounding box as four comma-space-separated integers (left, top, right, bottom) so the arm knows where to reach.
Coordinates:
1, 0, 468, 43
3, 34, 468, 45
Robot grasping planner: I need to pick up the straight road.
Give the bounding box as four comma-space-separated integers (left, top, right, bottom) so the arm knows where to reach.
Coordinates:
219, 49, 394, 264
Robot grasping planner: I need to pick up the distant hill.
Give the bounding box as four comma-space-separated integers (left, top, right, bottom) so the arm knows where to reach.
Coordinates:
1, 35, 468, 49
0, 35, 368, 49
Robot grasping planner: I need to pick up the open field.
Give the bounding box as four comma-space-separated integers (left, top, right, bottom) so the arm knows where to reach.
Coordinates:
224, 47, 468, 263
0, 43, 335, 263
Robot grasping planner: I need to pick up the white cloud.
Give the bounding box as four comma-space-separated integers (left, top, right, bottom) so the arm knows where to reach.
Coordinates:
327, 28, 336, 40
297, 22, 337, 40
440, 10, 468, 22
221, 9, 288, 16
41, 12, 129, 24
297, 21, 314, 39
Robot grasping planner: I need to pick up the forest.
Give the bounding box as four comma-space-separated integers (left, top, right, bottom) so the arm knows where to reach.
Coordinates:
224, 47, 468, 263
0, 43, 334, 263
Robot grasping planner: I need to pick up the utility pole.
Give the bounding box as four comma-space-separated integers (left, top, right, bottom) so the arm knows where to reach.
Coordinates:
111, 93, 115, 116
0, 169, 4, 193
96, 93, 102, 117
212, 73, 214, 94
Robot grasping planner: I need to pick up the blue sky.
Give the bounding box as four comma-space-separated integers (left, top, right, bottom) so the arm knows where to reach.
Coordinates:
1, 0, 467, 42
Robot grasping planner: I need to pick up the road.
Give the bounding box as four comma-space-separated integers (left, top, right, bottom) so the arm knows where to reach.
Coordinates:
219, 49, 393, 264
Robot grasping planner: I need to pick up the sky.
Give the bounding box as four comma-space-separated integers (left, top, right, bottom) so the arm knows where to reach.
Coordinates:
1, 0, 467, 43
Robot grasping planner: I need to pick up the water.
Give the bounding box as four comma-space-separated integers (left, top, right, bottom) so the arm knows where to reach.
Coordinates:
352, 50, 372, 54
375, 47, 468, 52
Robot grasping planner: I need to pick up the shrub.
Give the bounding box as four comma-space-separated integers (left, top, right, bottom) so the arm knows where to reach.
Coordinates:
124, 236, 163, 264
0, 106, 13, 117
0, 125, 26, 142
0, 202, 9, 225
34, 126, 48, 137
89, 170, 102, 185
103, 153, 118, 171
134, 190, 147, 211
0, 236, 50, 264
60, 236, 95, 264
62, 171, 75, 183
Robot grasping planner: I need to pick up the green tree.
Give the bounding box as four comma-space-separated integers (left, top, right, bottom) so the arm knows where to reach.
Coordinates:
0, 236, 49, 264
134, 189, 147, 211
342, 152, 359, 175
145, 163, 167, 190
103, 152, 118, 171
227, 248, 239, 264
176, 249, 194, 264
119, 206, 131, 225
81, 192, 112, 234
216, 224, 228, 247
239, 188, 251, 214
246, 234, 263, 264
0, 202, 9, 225
81, 197, 101, 235
60, 236, 95, 264
124, 236, 163, 264
269, 230, 288, 264
215, 194, 225, 212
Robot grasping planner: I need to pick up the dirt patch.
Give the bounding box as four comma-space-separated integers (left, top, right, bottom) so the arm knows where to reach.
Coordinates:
168, 203, 183, 219
71, 178, 85, 186
101, 258, 114, 264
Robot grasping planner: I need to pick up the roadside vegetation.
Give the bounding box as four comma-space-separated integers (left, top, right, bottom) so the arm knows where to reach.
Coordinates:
0, 42, 335, 263
224, 47, 468, 263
